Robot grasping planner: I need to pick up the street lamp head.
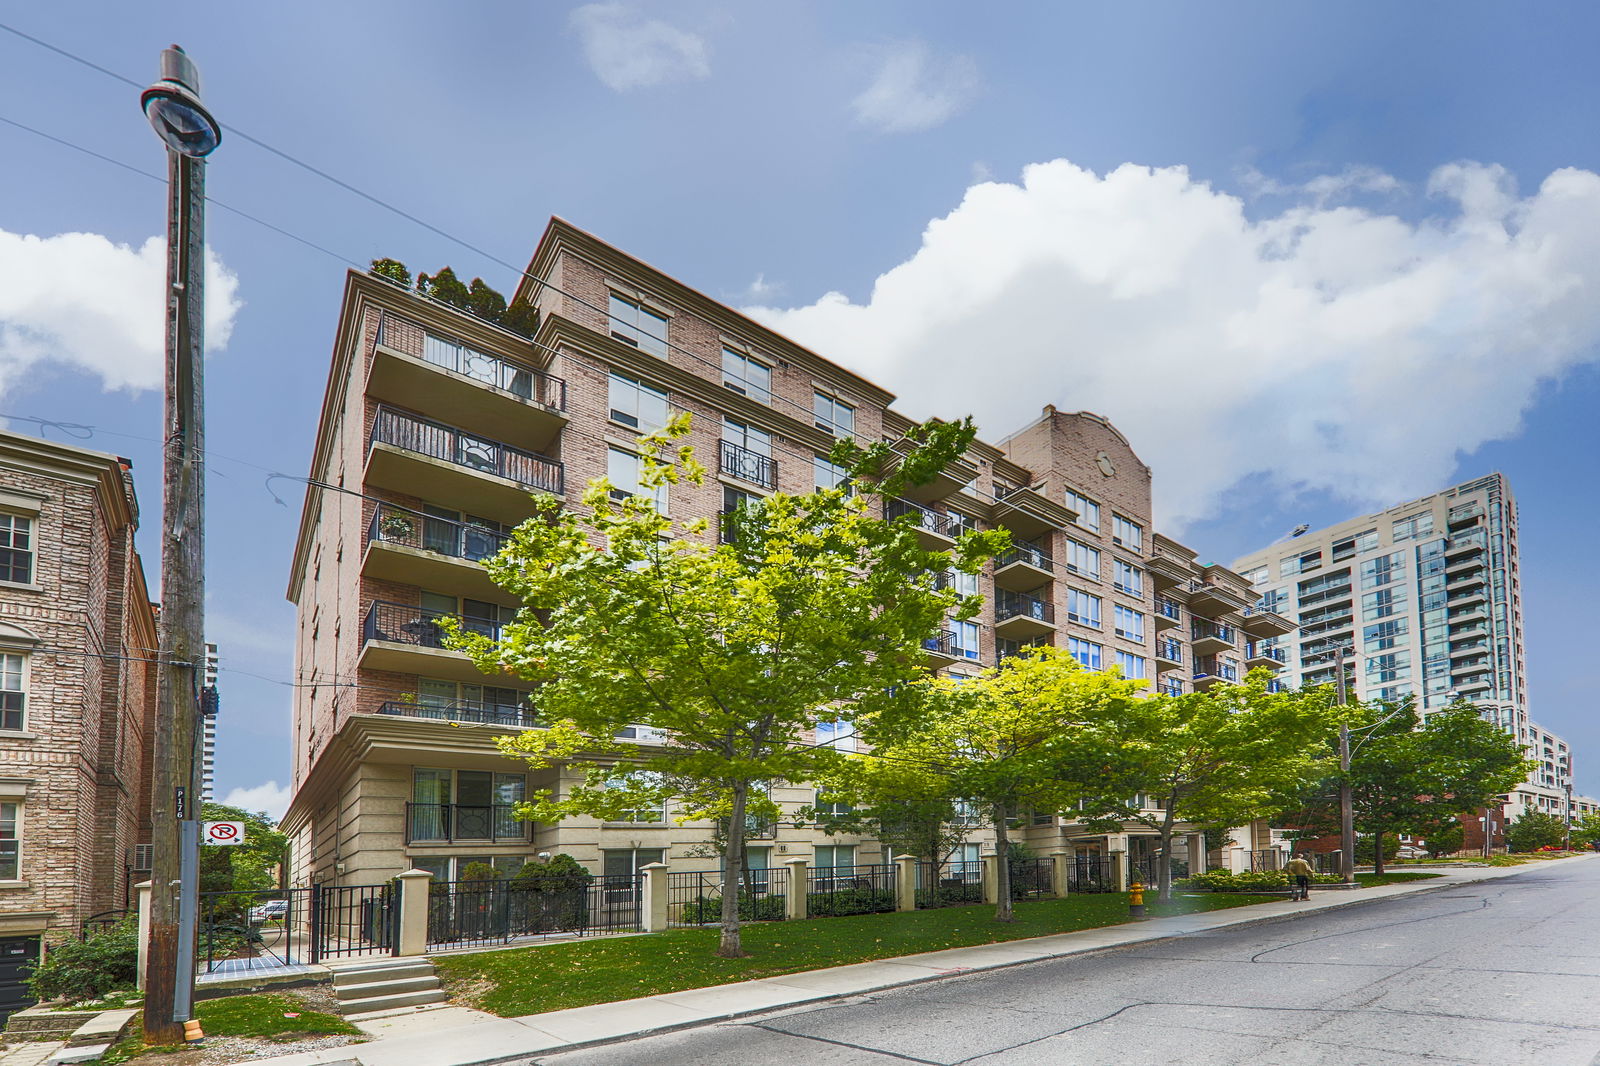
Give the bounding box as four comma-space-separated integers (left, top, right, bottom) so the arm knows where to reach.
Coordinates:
142, 45, 221, 158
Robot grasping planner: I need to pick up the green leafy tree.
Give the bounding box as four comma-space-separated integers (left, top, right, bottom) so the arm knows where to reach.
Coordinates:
1505, 810, 1568, 852
467, 277, 508, 322
416, 266, 472, 311
801, 751, 977, 882
369, 257, 411, 287
1079, 671, 1336, 902
198, 803, 288, 914
501, 295, 539, 338
863, 649, 1146, 921
1421, 819, 1465, 858
454, 416, 1004, 957
1570, 810, 1600, 850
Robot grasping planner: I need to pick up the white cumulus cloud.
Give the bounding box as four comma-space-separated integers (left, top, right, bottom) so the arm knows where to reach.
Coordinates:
223, 780, 291, 822
746, 159, 1600, 530
569, 3, 710, 92
0, 229, 241, 400
851, 40, 979, 134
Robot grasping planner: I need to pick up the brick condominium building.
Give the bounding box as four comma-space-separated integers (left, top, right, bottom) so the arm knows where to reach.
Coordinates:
280, 218, 1291, 888
0, 433, 158, 1018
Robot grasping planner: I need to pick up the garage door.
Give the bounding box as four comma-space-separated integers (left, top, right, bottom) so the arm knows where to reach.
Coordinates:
0, 936, 39, 1024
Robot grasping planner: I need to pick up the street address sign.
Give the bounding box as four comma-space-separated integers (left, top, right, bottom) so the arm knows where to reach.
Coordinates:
203, 821, 246, 846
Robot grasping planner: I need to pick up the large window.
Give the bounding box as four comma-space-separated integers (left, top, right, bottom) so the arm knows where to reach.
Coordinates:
0, 515, 32, 585
1114, 650, 1147, 679
605, 778, 667, 823
722, 348, 771, 403
1111, 515, 1143, 552
722, 419, 774, 486
1113, 605, 1145, 642
812, 844, 856, 871
813, 455, 851, 493
815, 717, 857, 752
607, 372, 669, 432
0, 802, 16, 880
0, 654, 23, 731
603, 848, 666, 877
950, 620, 981, 660
813, 392, 855, 437
608, 447, 668, 511
415, 678, 532, 723
1392, 512, 1435, 542
608, 293, 669, 357
1113, 560, 1143, 597
1065, 589, 1101, 627
1067, 637, 1103, 670
1064, 539, 1100, 580
410, 768, 526, 841
815, 789, 853, 817
1064, 490, 1100, 533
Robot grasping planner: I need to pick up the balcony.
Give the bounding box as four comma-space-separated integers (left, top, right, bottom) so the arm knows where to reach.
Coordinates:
1448, 602, 1488, 625
1244, 642, 1287, 669
1193, 657, 1239, 691
364, 503, 510, 600
1449, 640, 1489, 659
1447, 586, 1487, 608
1448, 504, 1484, 527
990, 482, 1075, 539
995, 590, 1056, 639
361, 600, 509, 683
377, 699, 537, 730
1154, 639, 1184, 672
1154, 597, 1183, 630
368, 406, 564, 525
1190, 620, 1236, 655
888, 443, 979, 505
1240, 602, 1298, 638
994, 542, 1054, 591
1445, 534, 1486, 560
887, 498, 967, 548
371, 308, 566, 452
923, 628, 981, 667
719, 439, 777, 489
1297, 584, 1353, 609
1447, 569, 1487, 593
406, 802, 530, 844
1185, 576, 1250, 617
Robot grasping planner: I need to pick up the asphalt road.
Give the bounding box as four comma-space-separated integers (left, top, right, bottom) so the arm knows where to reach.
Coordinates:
532, 861, 1600, 1066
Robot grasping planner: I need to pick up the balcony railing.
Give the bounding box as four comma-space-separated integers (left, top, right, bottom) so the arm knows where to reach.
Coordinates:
1191, 620, 1236, 644
719, 439, 777, 489
997, 542, 1053, 571
367, 503, 510, 563
1194, 657, 1239, 683
405, 802, 529, 843
363, 601, 505, 649
887, 498, 967, 538
1155, 597, 1183, 622
378, 699, 537, 729
1245, 642, 1287, 663
923, 629, 980, 661
996, 590, 1055, 625
377, 309, 566, 413
1156, 640, 1184, 664
1298, 585, 1353, 607
371, 405, 563, 493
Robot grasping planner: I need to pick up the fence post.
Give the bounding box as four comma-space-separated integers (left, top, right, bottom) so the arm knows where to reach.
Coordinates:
639, 862, 670, 932
134, 880, 153, 990
394, 869, 433, 956
1187, 832, 1208, 875
1049, 851, 1069, 897
981, 854, 1000, 905
784, 859, 809, 921
893, 856, 917, 912
1110, 851, 1128, 892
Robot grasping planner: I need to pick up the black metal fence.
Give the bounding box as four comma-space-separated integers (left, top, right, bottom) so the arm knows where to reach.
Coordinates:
915, 861, 983, 909
370, 404, 563, 493
1066, 856, 1116, 893
807, 864, 897, 916
79, 909, 128, 940
1249, 849, 1284, 872
667, 868, 789, 927
1008, 858, 1053, 900
313, 882, 396, 960
196, 887, 312, 975
405, 802, 530, 844
426, 874, 640, 950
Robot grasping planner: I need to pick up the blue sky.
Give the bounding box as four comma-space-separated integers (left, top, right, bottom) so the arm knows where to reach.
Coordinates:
1, 3, 1598, 811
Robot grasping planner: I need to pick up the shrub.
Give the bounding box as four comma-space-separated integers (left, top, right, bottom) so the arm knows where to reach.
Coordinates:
1356, 835, 1401, 865
370, 258, 411, 287
502, 296, 539, 338
460, 862, 502, 882
27, 919, 139, 1003
1173, 869, 1341, 892
806, 889, 895, 917
677, 893, 785, 924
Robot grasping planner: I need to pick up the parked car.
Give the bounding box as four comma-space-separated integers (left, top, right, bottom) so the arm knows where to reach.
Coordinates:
248, 899, 289, 922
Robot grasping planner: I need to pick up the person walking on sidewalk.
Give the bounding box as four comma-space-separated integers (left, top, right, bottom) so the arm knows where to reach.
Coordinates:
1284, 854, 1315, 900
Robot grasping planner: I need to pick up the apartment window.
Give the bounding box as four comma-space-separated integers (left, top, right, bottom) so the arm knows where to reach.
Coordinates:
815, 789, 853, 817
1113, 605, 1145, 642
607, 372, 669, 432
721, 347, 772, 403
1362, 586, 1408, 622
0, 654, 23, 731
814, 455, 851, 493
605, 778, 667, 823
1114, 650, 1147, 679
1392, 512, 1435, 542
1064, 490, 1100, 533
813, 392, 855, 437
1332, 529, 1379, 561
411, 768, 526, 841
1064, 538, 1100, 581
603, 848, 666, 878
1111, 515, 1143, 552
0, 515, 32, 585
950, 620, 980, 661
1067, 637, 1103, 671
608, 293, 669, 357
813, 845, 856, 872
1113, 560, 1144, 597
1065, 589, 1101, 628
949, 841, 982, 880
1363, 619, 1409, 651
1360, 551, 1406, 590
1280, 549, 1323, 577
945, 569, 979, 597
0, 802, 16, 880
815, 717, 857, 752
608, 447, 668, 511
1238, 565, 1268, 586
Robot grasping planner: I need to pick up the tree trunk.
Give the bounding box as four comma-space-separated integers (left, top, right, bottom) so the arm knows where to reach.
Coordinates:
992, 803, 1015, 922
717, 783, 748, 958
1372, 829, 1385, 877
1157, 806, 1177, 903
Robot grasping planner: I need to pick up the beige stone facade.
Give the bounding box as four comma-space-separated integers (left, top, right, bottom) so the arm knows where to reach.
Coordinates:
281, 219, 1286, 888
0, 432, 158, 944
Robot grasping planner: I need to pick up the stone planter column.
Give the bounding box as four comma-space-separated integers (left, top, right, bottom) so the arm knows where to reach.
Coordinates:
640, 862, 671, 932
784, 858, 809, 921
1110, 851, 1128, 892
894, 856, 918, 912
1050, 850, 1069, 897
981, 854, 1000, 904
135, 880, 153, 990
1186, 833, 1208, 875
394, 869, 433, 956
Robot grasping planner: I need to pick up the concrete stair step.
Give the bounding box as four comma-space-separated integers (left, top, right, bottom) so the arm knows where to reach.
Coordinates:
334, 975, 441, 1001
330, 960, 435, 986
336, 989, 449, 1015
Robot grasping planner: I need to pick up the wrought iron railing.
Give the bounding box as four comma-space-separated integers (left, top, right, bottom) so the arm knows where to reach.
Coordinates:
914, 860, 984, 908
1155, 597, 1183, 622
405, 802, 529, 844
377, 699, 537, 729
426, 874, 639, 949
997, 542, 1052, 571
667, 868, 788, 926
1191, 620, 1236, 644
1194, 657, 1239, 683
923, 628, 980, 661
367, 502, 510, 563
886, 498, 965, 538
370, 405, 563, 493
362, 600, 505, 649
996, 590, 1054, 625
1156, 640, 1183, 664
1066, 857, 1115, 893
718, 440, 777, 489
806, 864, 897, 916
376, 308, 566, 412
1244, 643, 1287, 663
1009, 857, 1054, 901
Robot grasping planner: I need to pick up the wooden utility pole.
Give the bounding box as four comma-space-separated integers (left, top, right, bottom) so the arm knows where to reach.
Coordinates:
140, 45, 219, 1045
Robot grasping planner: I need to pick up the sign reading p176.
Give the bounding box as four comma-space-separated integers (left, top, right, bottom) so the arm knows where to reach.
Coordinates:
203, 821, 246, 846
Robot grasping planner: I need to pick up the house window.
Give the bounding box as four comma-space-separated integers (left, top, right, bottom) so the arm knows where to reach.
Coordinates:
816, 789, 852, 817
410, 768, 526, 841
0, 802, 16, 879
608, 448, 668, 511
722, 348, 771, 403
605, 778, 667, 823
1111, 515, 1142, 552
945, 569, 979, 598
815, 717, 857, 752
607, 373, 669, 432
1115, 650, 1147, 679
813, 392, 855, 437
0, 654, 22, 731
608, 293, 669, 357
603, 848, 666, 877
949, 842, 981, 880
1113, 606, 1145, 642
1113, 560, 1144, 597
1064, 490, 1100, 533
1064, 539, 1100, 580
950, 620, 980, 660
813, 455, 851, 493
812, 844, 856, 872
0, 515, 32, 585
1065, 589, 1101, 628
722, 419, 774, 487
1067, 637, 1103, 670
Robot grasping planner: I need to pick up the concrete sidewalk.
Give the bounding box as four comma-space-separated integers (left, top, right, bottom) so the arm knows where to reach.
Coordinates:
227, 860, 1582, 1066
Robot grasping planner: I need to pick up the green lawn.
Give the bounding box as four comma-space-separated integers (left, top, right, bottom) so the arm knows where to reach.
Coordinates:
100, 993, 361, 1064
436, 893, 1268, 1017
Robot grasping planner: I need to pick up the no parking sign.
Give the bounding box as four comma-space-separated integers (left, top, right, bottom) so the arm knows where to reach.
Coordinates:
203, 821, 246, 846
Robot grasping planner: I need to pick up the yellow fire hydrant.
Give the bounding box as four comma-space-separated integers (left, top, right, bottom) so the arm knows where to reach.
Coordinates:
1129, 879, 1146, 919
